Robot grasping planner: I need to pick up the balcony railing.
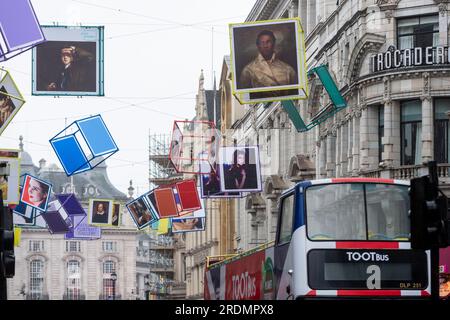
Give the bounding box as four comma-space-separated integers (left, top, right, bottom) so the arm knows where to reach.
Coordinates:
26, 293, 49, 300
62, 293, 86, 300
99, 294, 122, 300
360, 164, 450, 181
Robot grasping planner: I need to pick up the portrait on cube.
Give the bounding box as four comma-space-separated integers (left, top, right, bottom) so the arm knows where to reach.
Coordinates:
0, 149, 20, 205
126, 197, 156, 230
111, 203, 121, 227
200, 162, 241, 198
172, 217, 205, 233
20, 174, 51, 211
88, 199, 112, 226
32, 25, 104, 96
219, 146, 262, 193
0, 70, 26, 136
230, 18, 307, 98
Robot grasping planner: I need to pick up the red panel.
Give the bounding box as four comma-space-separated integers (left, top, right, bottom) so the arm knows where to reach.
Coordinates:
176, 180, 201, 211
154, 188, 178, 218
336, 242, 399, 249
225, 250, 265, 300
331, 178, 394, 184
337, 290, 401, 296
306, 290, 316, 296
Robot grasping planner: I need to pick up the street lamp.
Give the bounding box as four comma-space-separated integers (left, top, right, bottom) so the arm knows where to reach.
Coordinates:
110, 271, 117, 300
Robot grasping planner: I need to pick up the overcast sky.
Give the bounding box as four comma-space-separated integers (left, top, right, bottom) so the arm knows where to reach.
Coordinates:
0, 0, 256, 196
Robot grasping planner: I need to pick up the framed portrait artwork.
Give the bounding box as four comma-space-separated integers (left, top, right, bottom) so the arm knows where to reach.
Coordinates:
172, 217, 205, 234
143, 189, 161, 219
126, 196, 157, 230
200, 162, 242, 198
218, 146, 262, 193
88, 198, 112, 226
0, 70, 26, 136
0, 149, 20, 205
32, 25, 104, 96
111, 202, 122, 227
20, 174, 52, 211
230, 18, 307, 101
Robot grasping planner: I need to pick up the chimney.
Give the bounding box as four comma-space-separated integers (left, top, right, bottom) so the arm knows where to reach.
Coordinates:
39, 158, 46, 170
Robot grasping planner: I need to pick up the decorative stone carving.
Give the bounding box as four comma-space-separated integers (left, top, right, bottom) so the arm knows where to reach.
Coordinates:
421, 72, 432, 101
376, 0, 401, 10
383, 76, 391, 103
384, 10, 394, 23
439, 2, 448, 16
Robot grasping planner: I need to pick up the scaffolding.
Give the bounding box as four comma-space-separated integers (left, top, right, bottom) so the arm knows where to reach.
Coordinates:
146, 132, 185, 299
148, 133, 183, 189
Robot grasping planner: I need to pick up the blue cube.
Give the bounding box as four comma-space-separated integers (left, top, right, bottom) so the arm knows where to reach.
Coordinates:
49, 115, 118, 176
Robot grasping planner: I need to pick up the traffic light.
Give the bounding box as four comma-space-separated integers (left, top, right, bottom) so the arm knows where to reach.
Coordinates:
410, 175, 449, 249
0, 190, 15, 278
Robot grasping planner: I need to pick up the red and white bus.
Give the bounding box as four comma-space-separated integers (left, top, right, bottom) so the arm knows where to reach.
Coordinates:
205, 178, 431, 299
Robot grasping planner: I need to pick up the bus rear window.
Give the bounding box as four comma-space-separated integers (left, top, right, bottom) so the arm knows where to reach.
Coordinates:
305, 183, 410, 241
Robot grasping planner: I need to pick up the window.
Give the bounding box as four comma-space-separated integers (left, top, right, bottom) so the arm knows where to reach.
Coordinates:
366, 184, 410, 240
29, 240, 44, 252
306, 183, 366, 240
401, 100, 422, 165
434, 98, 450, 163
65, 241, 81, 252
102, 260, 116, 299
29, 260, 44, 300
66, 260, 81, 300
102, 241, 117, 252
277, 193, 295, 244
397, 15, 439, 50
306, 183, 410, 241
379, 105, 384, 163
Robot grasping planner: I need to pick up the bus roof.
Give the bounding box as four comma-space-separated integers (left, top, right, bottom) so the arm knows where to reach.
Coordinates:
281, 178, 409, 197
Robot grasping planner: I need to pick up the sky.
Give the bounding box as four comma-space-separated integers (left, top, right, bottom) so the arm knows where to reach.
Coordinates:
0, 0, 256, 196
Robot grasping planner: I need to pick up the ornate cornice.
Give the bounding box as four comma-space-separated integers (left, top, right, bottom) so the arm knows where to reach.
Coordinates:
376, 0, 401, 11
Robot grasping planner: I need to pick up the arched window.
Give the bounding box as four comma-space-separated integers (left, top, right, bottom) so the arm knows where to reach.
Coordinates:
102, 260, 116, 299
29, 260, 44, 300
66, 260, 81, 300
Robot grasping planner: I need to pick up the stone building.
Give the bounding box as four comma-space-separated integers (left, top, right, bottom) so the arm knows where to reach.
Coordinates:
7, 137, 138, 300
187, 0, 450, 297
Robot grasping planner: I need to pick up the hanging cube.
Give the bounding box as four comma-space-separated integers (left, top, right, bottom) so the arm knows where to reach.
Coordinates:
169, 120, 219, 174
53, 194, 86, 216
0, 0, 46, 61
41, 194, 73, 234
49, 114, 118, 176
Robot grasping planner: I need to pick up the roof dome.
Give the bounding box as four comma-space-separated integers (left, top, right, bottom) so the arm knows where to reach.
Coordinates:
19, 150, 34, 167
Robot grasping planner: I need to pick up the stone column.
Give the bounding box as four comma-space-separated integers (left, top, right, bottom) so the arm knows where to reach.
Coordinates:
359, 107, 370, 171
341, 121, 348, 176
421, 72, 433, 164
347, 116, 353, 174
335, 125, 341, 177
382, 99, 393, 167
319, 137, 327, 178
352, 114, 360, 175
421, 95, 433, 163
326, 130, 336, 177
439, 2, 448, 46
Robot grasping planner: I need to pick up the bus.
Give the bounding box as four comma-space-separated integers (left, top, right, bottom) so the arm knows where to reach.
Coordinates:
204, 178, 431, 300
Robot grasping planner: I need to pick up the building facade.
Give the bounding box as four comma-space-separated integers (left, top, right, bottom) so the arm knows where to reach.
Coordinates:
188, 0, 450, 297
8, 137, 138, 300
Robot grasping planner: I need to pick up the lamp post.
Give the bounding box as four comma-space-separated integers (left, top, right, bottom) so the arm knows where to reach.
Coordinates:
110, 271, 117, 300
